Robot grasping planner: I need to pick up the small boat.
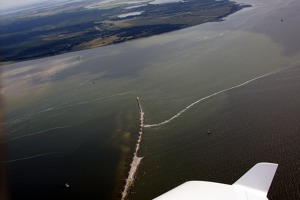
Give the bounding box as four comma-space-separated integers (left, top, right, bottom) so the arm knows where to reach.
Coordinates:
65, 183, 70, 188
207, 129, 211, 134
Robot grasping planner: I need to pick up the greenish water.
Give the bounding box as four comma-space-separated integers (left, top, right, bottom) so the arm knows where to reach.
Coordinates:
2, 0, 300, 199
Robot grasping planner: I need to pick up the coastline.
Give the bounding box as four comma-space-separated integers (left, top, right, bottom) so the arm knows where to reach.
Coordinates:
1, 0, 249, 64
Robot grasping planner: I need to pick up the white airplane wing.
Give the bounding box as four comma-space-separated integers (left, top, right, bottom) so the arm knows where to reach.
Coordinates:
153, 162, 278, 200
233, 162, 278, 196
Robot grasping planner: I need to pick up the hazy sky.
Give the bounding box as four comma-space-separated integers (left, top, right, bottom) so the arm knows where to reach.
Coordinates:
0, 0, 51, 9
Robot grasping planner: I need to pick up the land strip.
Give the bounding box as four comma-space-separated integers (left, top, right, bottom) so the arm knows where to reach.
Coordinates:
121, 97, 144, 200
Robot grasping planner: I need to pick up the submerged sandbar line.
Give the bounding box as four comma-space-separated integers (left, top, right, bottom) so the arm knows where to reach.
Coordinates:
121, 97, 144, 200
144, 63, 300, 128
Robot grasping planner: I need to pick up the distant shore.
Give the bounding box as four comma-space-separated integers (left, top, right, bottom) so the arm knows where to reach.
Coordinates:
0, 0, 250, 64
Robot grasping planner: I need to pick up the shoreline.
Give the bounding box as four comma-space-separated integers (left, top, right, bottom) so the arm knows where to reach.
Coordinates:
1, 1, 249, 65
121, 97, 144, 200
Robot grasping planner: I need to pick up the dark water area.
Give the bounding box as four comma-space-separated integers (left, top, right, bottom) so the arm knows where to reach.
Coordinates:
6, 115, 117, 200
129, 66, 300, 200
223, 66, 300, 200
3, 96, 139, 200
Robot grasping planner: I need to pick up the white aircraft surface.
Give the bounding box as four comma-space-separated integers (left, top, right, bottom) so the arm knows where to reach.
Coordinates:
154, 163, 278, 200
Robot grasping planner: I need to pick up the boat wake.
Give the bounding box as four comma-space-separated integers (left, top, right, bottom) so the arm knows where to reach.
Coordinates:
5, 91, 138, 128
4, 126, 71, 143
144, 63, 299, 128
3, 152, 60, 163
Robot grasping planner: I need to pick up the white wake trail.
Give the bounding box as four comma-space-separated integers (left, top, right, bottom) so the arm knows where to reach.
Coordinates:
63, 91, 137, 108
144, 65, 298, 128
5, 126, 70, 142
5, 91, 138, 127
3, 152, 60, 163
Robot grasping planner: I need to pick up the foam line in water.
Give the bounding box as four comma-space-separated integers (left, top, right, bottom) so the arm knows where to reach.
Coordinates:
63, 91, 136, 108
144, 64, 299, 128
3, 152, 60, 163
4, 126, 70, 143
5, 91, 137, 127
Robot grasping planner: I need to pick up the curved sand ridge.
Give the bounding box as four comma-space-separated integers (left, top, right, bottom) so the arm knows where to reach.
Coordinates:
121, 97, 144, 200
144, 62, 300, 128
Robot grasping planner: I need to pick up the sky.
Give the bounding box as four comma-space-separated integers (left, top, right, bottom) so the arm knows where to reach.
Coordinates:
0, 0, 51, 9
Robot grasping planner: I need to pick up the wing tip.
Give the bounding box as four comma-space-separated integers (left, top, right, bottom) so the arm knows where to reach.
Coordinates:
233, 162, 278, 196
